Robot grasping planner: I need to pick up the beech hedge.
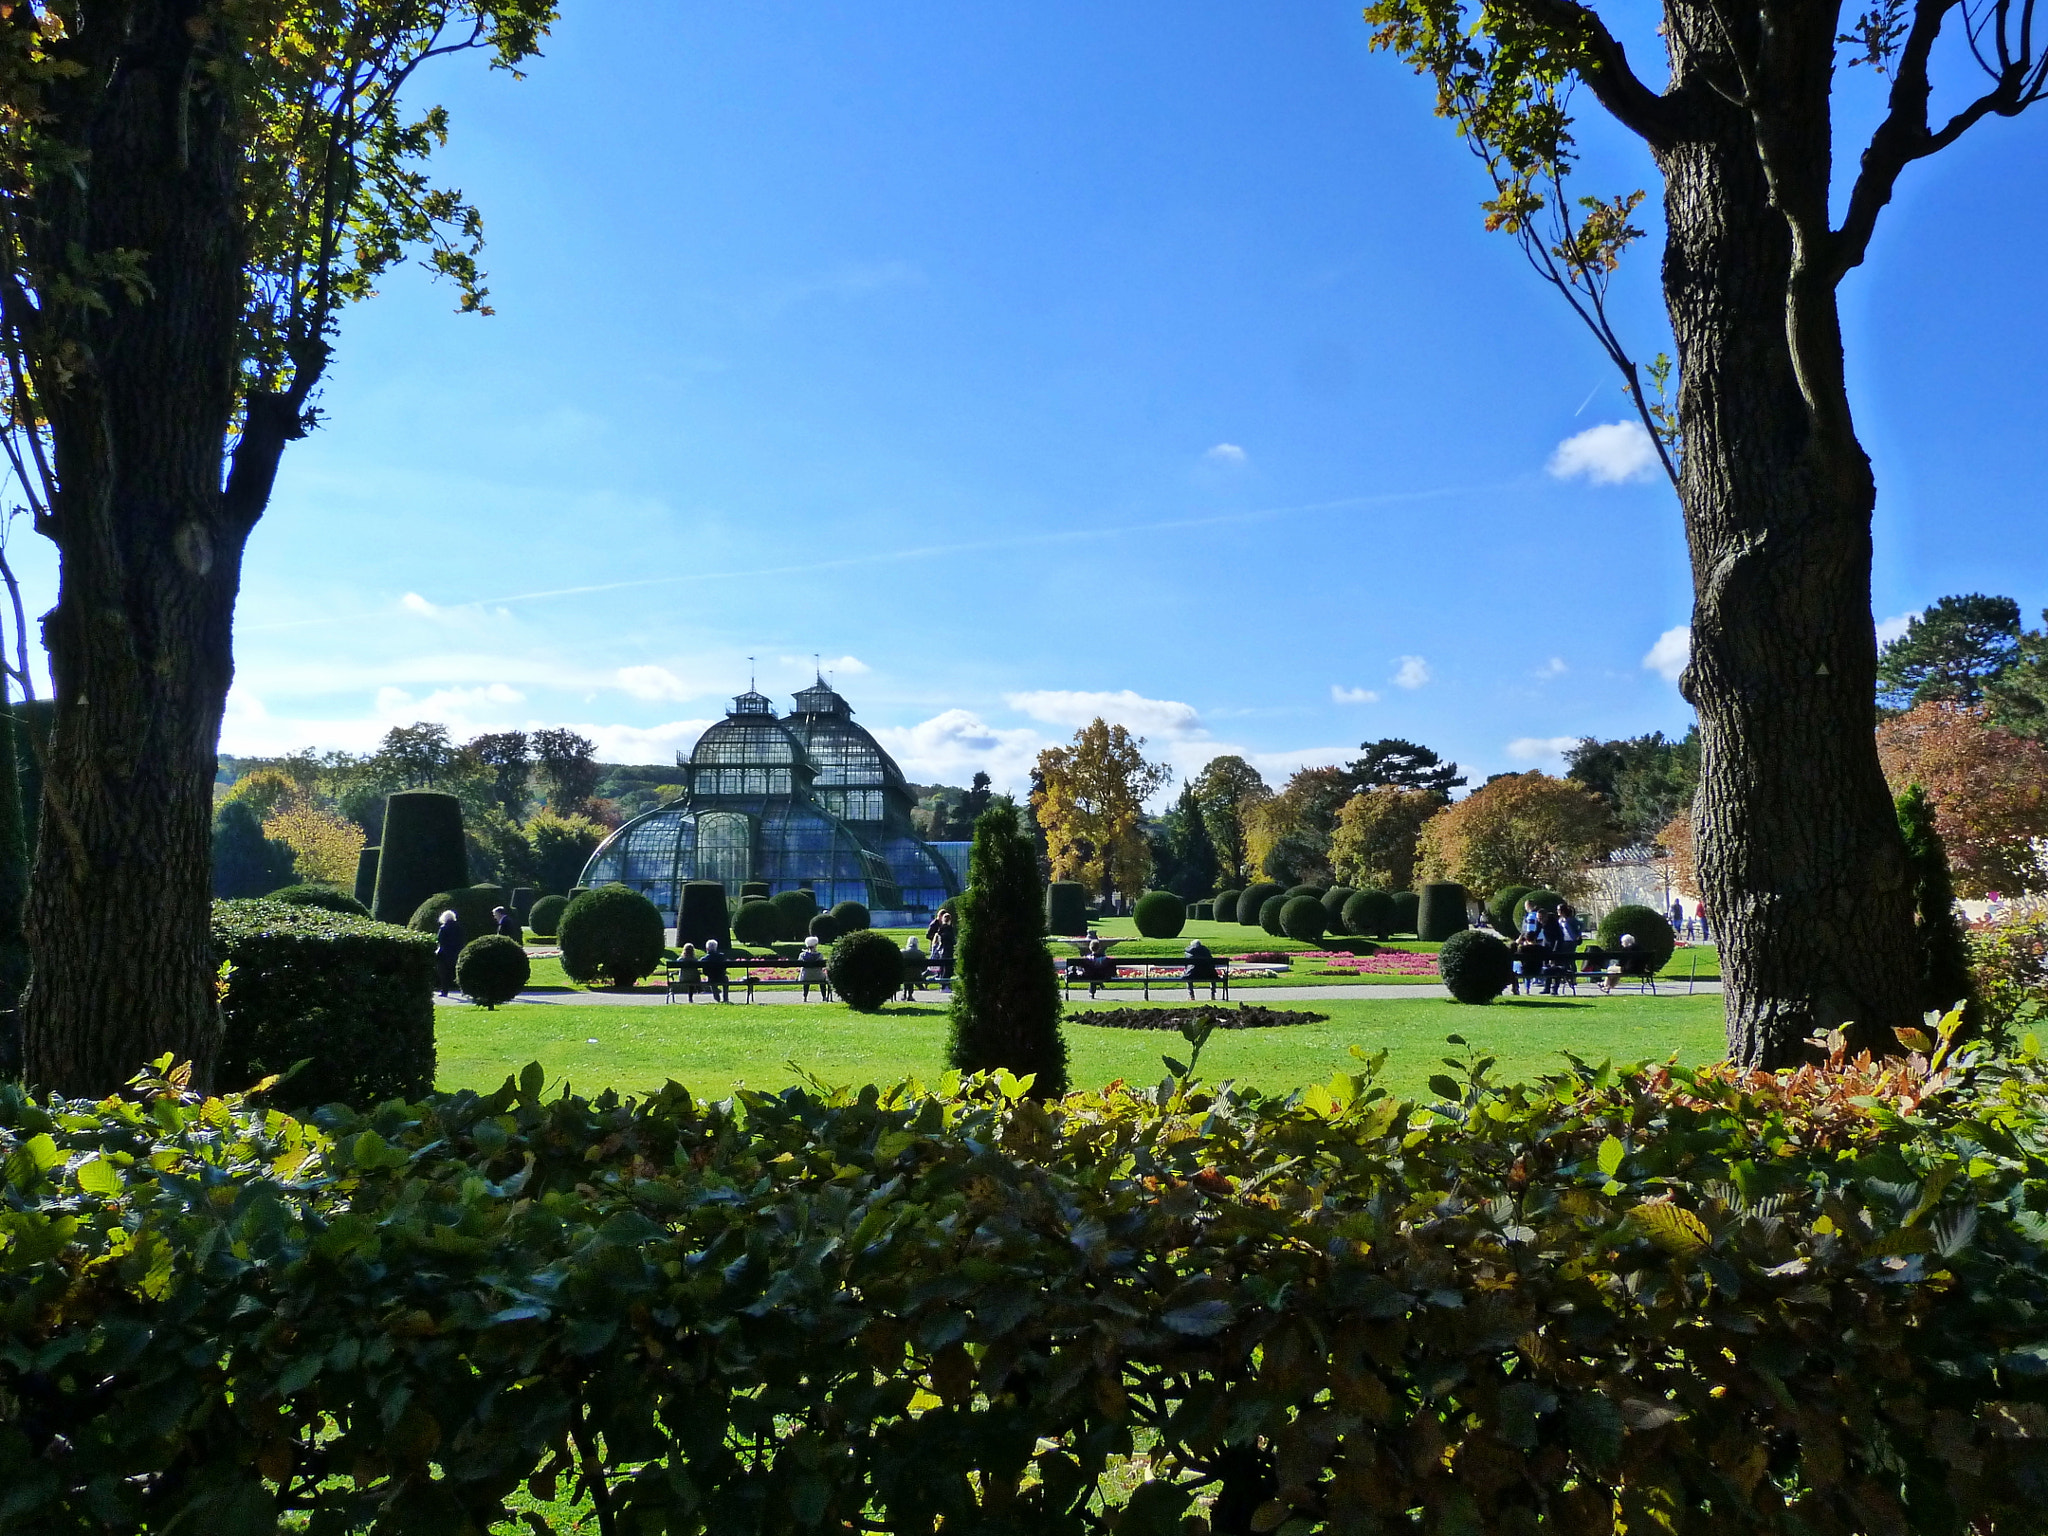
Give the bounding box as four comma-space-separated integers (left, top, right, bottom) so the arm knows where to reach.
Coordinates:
3, 1013, 2047, 1536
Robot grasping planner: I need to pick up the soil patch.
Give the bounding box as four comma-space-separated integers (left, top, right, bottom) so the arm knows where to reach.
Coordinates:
1075, 1003, 1330, 1031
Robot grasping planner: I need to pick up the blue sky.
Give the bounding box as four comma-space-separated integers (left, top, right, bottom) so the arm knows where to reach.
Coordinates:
19, 1, 2043, 794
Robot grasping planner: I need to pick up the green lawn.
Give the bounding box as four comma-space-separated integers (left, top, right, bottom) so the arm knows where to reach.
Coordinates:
436, 991, 1729, 1102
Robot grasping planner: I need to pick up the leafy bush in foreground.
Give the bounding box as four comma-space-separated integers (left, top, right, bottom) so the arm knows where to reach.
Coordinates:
4, 1013, 2045, 1536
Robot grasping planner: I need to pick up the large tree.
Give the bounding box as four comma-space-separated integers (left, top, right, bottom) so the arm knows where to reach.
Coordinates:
1328, 785, 1439, 892
1565, 729, 1699, 846
1246, 765, 1355, 885
1366, 0, 2048, 1064
1191, 754, 1270, 885
1032, 719, 1169, 902
1345, 737, 1465, 801
1876, 702, 2048, 897
1413, 771, 1617, 899
1877, 594, 2024, 712
6, 1, 553, 1093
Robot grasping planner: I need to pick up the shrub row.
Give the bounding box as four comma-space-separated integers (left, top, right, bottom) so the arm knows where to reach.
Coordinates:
2, 1015, 2042, 1534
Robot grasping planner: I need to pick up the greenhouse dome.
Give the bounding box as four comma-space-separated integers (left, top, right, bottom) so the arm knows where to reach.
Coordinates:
578, 682, 960, 926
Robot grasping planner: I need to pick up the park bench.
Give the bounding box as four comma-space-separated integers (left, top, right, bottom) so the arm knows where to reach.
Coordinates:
665, 956, 830, 1003
1061, 960, 1237, 1002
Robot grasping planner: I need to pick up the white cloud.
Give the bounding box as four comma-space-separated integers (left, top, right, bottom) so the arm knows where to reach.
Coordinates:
617, 665, 699, 702
1331, 684, 1380, 705
776, 653, 870, 678
1507, 735, 1579, 765
870, 710, 1048, 791
1203, 443, 1248, 467
400, 592, 440, 617
1392, 655, 1431, 690
1643, 625, 1690, 683
414, 683, 525, 715
1876, 611, 1920, 646
1003, 688, 1205, 738
1548, 420, 1660, 485
581, 720, 714, 763
1535, 656, 1567, 678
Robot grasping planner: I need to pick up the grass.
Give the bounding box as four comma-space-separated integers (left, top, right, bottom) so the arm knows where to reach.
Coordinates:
436, 990, 1729, 1102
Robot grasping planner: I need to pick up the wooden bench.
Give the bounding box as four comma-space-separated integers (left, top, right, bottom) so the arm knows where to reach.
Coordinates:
1061, 961, 1234, 1002
665, 957, 829, 1003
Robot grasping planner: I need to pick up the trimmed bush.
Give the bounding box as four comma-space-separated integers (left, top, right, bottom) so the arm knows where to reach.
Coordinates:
1279, 894, 1327, 944
1236, 882, 1284, 926
1516, 888, 1565, 926
951, 800, 1066, 1095
527, 893, 568, 939
740, 881, 771, 902
559, 885, 666, 988
1189, 901, 1212, 921
1391, 890, 1420, 934
771, 887, 818, 939
828, 928, 903, 1012
267, 883, 370, 918
1596, 904, 1678, 974
733, 899, 783, 946
1321, 886, 1357, 933
1133, 890, 1186, 939
1044, 881, 1089, 937
408, 885, 508, 941
212, 897, 434, 1105
1417, 881, 1468, 942
1439, 928, 1515, 1003
1343, 888, 1396, 939
1488, 884, 1532, 934
353, 845, 379, 909
510, 887, 535, 921
456, 934, 530, 1009
808, 912, 844, 944
678, 880, 732, 951
1213, 888, 1242, 924
1282, 883, 1324, 900
830, 899, 872, 934
371, 790, 467, 925
1258, 894, 1289, 936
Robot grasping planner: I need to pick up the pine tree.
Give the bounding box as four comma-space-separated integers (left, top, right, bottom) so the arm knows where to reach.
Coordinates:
1896, 784, 1975, 1027
949, 797, 1068, 1097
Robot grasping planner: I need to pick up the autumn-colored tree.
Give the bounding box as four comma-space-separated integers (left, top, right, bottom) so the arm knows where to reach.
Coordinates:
1329, 786, 1440, 892
1657, 812, 1697, 903
262, 802, 367, 888
1245, 766, 1354, 885
1032, 720, 1169, 902
1876, 703, 2048, 898
1414, 772, 1617, 900
219, 766, 301, 824
4, 0, 553, 1094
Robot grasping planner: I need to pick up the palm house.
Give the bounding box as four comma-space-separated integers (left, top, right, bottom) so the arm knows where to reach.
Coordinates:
578, 681, 961, 927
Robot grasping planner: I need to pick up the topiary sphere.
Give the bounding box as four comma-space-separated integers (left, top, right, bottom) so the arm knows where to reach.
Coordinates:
1439, 929, 1514, 1004
456, 934, 530, 1009
1282, 883, 1324, 901
1321, 887, 1357, 933
1279, 895, 1328, 944
1417, 882, 1468, 942
1334, 889, 1381, 939
1391, 891, 1421, 934
733, 899, 783, 947
827, 928, 902, 1012
1488, 885, 1533, 934
1258, 894, 1289, 936
1595, 905, 1677, 973
408, 885, 508, 941
1213, 889, 1242, 925
808, 912, 844, 943
1237, 883, 1284, 926
268, 883, 370, 918
1515, 888, 1565, 926
527, 893, 569, 938
1133, 890, 1186, 939
771, 888, 818, 939
559, 885, 666, 988
829, 899, 871, 934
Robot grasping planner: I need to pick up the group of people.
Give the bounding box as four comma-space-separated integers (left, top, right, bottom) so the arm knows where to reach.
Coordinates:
1500, 900, 1645, 996
1667, 898, 1710, 942
434, 904, 523, 996
899, 907, 959, 999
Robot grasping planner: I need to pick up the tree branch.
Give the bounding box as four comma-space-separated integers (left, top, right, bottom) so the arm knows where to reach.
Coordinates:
1503, 0, 1693, 145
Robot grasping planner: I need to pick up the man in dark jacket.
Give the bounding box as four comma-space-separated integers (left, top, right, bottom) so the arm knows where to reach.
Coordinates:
492, 905, 522, 944
434, 910, 464, 996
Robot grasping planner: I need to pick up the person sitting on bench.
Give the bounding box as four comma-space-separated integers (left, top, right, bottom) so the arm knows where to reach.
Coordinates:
1069, 939, 1117, 997
1602, 932, 1642, 993
1180, 939, 1221, 998
701, 939, 731, 1002
672, 943, 702, 1000
797, 937, 830, 1001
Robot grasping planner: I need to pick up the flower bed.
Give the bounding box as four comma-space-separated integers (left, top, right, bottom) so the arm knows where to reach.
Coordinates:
1301, 948, 1440, 977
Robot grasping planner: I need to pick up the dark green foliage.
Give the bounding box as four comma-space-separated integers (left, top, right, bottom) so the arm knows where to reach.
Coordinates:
353, 845, 379, 908
1279, 895, 1327, 944
1417, 882, 1468, 942
740, 881, 771, 902
456, 935, 530, 1009
1213, 888, 1242, 924
1516, 888, 1564, 926
1488, 885, 1532, 934
952, 799, 1067, 1096
211, 800, 297, 899
1565, 731, 1700, 847
1877, 593, 2024, 712
827, 929, 903, 1013
267, 884, 370, 918
407, 886, 508, 941
1148, 780, 1220, 899
1898, 784, 1976, 1022
526, 894, 568, 939
733, 899, 783, 947
1439, 929, 1515, 1003
808, 912, 844, 944
510, 887, 535, 920
1343, 888, 1396, 939
1236, 883, 1283, 926
558, 886, 666, 988
771, 888, 818, 940
830, 899, 871, 934
1391, 890, 1420, 934
1133, 891, 1186, 940
1044, 881, 1089, 937
678, 881, 732, 950
371, 790, 467, 924
1281, 883, 1324, 900
211, 898, 435, 1105
8, 1027, 2043, 1536
1190, 901, 1213, 921
1321, 887, 1357, 933
1346, 737, 1465, 797
1595, 905, 1678, 974
1258, 894, 1288, 936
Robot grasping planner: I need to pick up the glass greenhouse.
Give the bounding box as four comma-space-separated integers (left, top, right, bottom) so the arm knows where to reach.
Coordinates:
579, 682, 960, 926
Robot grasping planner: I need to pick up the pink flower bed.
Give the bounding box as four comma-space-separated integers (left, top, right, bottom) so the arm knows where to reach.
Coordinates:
1300, 949, 1440, 976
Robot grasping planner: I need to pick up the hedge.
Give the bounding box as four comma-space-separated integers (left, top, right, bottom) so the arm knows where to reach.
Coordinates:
678, 880, 731, 951
740, 880, 771, 902
1417, 880, 1468, 941
829, 898, 871, 934
1045, 881, 1089, 937
1236, 882, 1283, 926
352, 844, 379, 909
264, 883, 369, 918
1321, 885, 1357, 932
1133, 890, 1186, 939
1342, 887, 1395, 939
770, 887, 817, 939
526, 892, 568, 939
732, 898, 783, 947
1597, 903, 1679, 973
1391, 889, 1420, 934
1212, 887, 1242, 924
827, 927, 902, 1011
455, 934, 529, 1009
370, 790, 466, 924
1439, 928, 1514, 1003
406, 883, 507, 941
210, 897, 435, 1106
1278, 894, 1327, 943
1258, 893, 1289, 936
1281, 882, 1323, 900
4, 1008, 2045, 1536
558, 885, 666, 988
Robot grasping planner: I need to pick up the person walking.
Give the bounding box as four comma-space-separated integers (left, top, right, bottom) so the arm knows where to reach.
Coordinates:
434, 909, 464, 996
492, 905, 522, 943
928, 918, 954, 994
797, 937, 830, 1001
1694, 900, 1709, 941
901, 936, 926, 1001
701, 939, 730, 1003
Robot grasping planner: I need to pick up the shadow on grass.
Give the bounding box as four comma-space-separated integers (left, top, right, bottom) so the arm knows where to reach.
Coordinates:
1491, 998, 1595, 1011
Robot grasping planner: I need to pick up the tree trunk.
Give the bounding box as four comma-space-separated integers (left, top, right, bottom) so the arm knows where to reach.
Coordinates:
20, 5, 248, 1095
1653, 48, 1917, 1068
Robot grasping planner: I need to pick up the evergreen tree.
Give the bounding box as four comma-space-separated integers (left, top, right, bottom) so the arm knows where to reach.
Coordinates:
949, 797, 1067, 1097
1877, 595, 2023, 713
211, 803, 297, 900
1896, 784, 1976, 1028
1149, 780, 1220, 899
1345, 738, 1466, 801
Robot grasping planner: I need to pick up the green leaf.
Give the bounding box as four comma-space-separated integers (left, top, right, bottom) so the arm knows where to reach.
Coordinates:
1427, 1075, 1462, 1101
1597, 1136, 1624, 1177
1629, 1201, 1710, 1255
74, 1155, 122, 1197
1162, 1299, 1234, 1335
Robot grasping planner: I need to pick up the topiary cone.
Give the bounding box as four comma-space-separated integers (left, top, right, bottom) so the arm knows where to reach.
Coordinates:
371, 792, 466, 925
1417, 882, 1468, 942
354, 846, 380, 911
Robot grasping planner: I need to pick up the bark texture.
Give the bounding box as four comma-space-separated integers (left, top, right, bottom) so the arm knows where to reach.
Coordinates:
19, 4, 248, 1093
1654, 3, 1918, 1067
